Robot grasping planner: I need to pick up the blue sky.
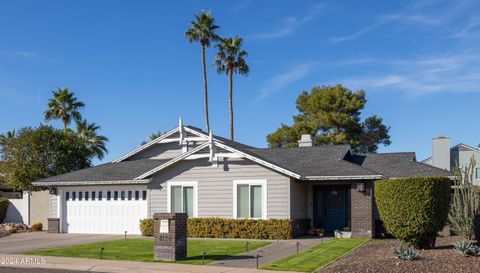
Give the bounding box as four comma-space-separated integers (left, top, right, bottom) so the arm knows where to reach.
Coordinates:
1, 0, 479, 163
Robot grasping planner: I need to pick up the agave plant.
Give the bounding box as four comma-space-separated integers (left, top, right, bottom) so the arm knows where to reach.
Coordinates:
453, 241, 476, 256
394, 245, 422, 261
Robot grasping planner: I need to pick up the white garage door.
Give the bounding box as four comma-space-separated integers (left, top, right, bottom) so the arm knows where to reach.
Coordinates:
62, 187, 148, 234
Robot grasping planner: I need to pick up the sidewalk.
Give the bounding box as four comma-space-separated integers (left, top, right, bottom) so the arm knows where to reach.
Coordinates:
0, 254, 298, 273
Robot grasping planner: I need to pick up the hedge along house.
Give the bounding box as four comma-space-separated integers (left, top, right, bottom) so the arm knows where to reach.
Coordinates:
33, 119, 451, 238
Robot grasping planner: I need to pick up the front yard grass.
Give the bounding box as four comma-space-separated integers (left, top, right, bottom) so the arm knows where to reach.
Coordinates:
261, 238, 368, 272
25, 238, 270, 265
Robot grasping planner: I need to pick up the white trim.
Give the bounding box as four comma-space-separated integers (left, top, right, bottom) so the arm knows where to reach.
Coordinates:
135, 142, 210, 179
33, 179, 151, 186
166, 181, 198, 217
302, 175, 382, 180
233, 180, 267, 220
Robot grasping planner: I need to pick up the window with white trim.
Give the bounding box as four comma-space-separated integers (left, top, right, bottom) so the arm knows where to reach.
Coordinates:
167, 181, 197, 217
234, 180, 267, 219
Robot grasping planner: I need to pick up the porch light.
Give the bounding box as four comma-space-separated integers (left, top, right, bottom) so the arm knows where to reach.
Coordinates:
357, 182, 365, 192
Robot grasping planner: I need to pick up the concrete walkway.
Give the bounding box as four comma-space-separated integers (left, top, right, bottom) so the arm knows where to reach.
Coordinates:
0, 232, 121, 254
0, 254, 297, 273
211, 236, 329, 268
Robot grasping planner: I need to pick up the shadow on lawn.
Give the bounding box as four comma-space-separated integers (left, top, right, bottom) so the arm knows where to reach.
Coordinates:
185, 254, 235, 262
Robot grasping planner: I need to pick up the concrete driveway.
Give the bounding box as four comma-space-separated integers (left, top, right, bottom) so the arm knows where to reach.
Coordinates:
0, 232, 121, 254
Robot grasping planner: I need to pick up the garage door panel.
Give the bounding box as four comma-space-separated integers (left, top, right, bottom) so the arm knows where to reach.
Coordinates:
63, 188, 147, 234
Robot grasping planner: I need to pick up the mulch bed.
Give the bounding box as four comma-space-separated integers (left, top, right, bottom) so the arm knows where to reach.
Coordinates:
322, 236, 480, 273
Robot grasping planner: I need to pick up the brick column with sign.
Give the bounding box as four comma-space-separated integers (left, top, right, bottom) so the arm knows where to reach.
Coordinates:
153, 213, 187, 261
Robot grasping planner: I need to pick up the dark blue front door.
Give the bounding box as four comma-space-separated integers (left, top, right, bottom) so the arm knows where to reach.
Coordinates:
313, 186, 349, 231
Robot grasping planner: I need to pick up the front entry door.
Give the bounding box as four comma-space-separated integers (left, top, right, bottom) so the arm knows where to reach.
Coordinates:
313, 186, 349, 231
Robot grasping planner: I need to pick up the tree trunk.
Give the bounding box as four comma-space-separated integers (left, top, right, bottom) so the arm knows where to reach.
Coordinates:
228, 69, 234, 142
63, 116, 68, 132
201, 44, 210, 132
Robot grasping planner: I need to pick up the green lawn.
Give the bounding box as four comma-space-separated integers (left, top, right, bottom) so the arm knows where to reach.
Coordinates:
261, 238, 368, 272
26, 238, 270, 265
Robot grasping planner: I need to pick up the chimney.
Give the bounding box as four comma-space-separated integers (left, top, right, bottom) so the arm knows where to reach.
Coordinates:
432, 135, 450, 171
298, 134, 313, 147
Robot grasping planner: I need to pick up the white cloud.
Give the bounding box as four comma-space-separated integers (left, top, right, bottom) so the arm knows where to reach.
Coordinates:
328, 23, 383, 43
340, 53, 480, 95
250, 4, 325, 40
255, 63, 316, 103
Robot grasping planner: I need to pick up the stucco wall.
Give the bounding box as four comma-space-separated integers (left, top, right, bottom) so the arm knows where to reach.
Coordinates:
148, 158, 291, 219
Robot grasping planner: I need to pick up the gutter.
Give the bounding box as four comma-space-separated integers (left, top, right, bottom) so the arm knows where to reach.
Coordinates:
301, 175, 383, 181
32, 179, 152, 187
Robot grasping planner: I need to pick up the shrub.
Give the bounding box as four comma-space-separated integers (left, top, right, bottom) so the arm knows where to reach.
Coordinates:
375, 176, 451, 249
139, 218, 154, 237
448, 158, 480, 241
0, 198, 8, 223
187, 218, 292, 239
394, 245, 422, 261
139, 217, 293, 239
31, 222, 43, 231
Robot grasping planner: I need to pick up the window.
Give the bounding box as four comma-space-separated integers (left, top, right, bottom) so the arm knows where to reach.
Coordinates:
85, 191, 89, 201
98, 191, 103, 200
234, 180, 266, 219
65, 192, 70, 201
107, 191, 111, 200
135, 191, 140, 200
128, 191, 132, 200
91, 191, 96, 200
142, 190, 147, 200
476, 167, 480, 180
72, 192, 76, 201
167, 182, 197, 217
114, 191, 118, 200
121, 191, 125, 200
78, 191, 83, 201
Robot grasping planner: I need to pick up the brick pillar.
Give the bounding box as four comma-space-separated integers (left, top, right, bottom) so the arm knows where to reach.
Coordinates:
153, 213, 187, 261
350, 181, 374, 238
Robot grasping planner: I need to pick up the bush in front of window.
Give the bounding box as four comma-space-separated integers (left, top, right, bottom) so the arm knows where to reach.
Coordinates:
0, 198, 8, 223
375, 176, 451, 249
187, 218, 293, 240
139, 218, 154, 237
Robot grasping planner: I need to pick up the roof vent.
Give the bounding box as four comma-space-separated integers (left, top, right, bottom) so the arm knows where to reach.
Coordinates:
298, 134, 313, 147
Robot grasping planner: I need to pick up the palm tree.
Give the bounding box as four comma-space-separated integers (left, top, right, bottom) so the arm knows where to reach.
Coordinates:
185, 10, 220, 132
140, 131, 164, 145
76, 119, 108, 160
0, 130, 15, 146
214, 36, 249, 141
44, 88, 85, 131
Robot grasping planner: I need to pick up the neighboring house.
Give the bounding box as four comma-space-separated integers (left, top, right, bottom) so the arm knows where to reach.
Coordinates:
422, 136, 480, 185
0, 180, 22, 199
33, 119, 450, 237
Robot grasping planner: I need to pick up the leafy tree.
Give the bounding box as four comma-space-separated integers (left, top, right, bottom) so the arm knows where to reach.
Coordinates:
267, 84, 391, 152
76, 119, 109, 160
214, 36, 249, 141
140, 131, 164, 145
0, 125, 92, 191
185, 10, 220, 132
44, 88, 85, 131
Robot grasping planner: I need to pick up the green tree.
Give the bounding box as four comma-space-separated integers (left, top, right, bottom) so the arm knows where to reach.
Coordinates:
185, 10, 220, 132
44, 88, 85, 131
214, 36, 249, 141
267, 84, 391, 152
0, 125, 92, 191
76, 119, 109, 160
140, 131, 164, 145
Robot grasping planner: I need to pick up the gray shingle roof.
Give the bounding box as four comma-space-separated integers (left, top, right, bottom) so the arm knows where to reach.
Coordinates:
37, 159, 169, 183
349, 153, 452, 178
245, 145, 377, 177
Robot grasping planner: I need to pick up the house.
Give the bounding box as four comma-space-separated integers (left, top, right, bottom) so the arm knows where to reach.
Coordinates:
33, 119, 450, 237
422, 136, 480, 185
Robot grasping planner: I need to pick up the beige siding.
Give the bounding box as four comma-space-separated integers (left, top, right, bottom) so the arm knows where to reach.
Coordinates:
129, 142, 182, 160
148, 158, 290, 219
290, 180, 308, 219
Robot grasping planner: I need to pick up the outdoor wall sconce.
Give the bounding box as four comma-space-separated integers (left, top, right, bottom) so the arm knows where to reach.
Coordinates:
357, 182, 365, 192
49, 187, 57, 195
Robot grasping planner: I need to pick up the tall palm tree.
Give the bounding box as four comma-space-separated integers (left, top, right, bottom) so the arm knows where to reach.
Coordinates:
76, 119, 108, 160
185, 10, 220, 132
140, 131, 164, 145
44, 88, 85, 131
214, 36, 249, 141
